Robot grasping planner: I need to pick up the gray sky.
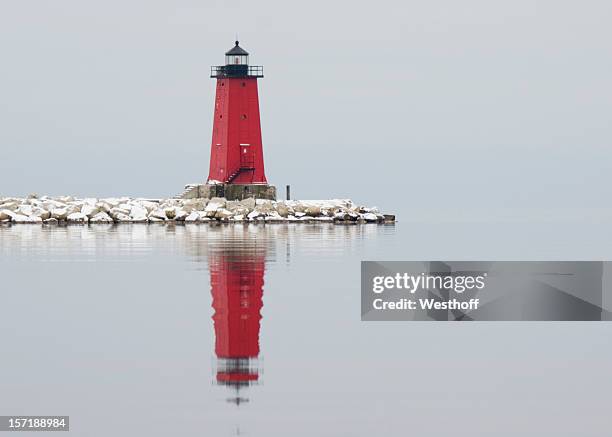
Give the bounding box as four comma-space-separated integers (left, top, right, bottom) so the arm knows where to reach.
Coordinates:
1, 0, 611, 219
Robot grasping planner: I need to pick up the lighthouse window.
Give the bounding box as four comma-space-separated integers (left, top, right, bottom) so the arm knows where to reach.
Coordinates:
241, 114, 247, 120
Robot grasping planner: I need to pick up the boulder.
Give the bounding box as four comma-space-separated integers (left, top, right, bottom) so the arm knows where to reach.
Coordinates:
205, 198, 225, 217
275, 203, 290, 218
333, 211, 349, 221
138, 200, 159, 212
239, 197, 256, 210
81, 204, 100, 218
255, 199, 273, 213
0, 201, 19, 211
363, 213, 378, 222
292, 203, 306, 213
149, 209, 167, 220
182, 199, 206, 213
17, 204, 33, 216
207, 197, 226, 208
0, 210, 12, 221
114, 213, 132, 222
247, 210, 261, 220
174, 209, 188, 221
95, 202, 111, 213
67, 212, 88, 223
8, 211, 41, 223
51, 208, 69, 220
184, 211, 201, 223
43, 218, 59, 225
265, 212, 284, 221
31, 207, 51, 220
129, 205, 149, 222
164, 207, 177, 219
305, 206, 321, 217
215, 208, 233, 220
90, 212, 114, 223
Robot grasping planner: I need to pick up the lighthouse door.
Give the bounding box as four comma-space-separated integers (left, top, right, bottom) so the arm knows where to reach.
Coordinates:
240, 144, 254, 168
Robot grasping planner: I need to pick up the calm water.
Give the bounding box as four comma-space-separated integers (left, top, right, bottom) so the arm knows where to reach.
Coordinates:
1, 222, 611, 436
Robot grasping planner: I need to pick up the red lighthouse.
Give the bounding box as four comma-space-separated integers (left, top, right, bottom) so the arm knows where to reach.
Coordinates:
204, 41, 276, 200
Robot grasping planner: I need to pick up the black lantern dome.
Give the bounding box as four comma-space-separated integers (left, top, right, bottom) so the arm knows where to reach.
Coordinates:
225, 41, 249, 65
211, 41, 263, 78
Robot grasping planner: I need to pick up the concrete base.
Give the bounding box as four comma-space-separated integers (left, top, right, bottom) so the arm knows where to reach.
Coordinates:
179, 183, 277, 201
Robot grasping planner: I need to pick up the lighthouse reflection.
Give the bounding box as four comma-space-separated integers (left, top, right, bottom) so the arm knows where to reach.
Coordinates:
207, 227, 268, 406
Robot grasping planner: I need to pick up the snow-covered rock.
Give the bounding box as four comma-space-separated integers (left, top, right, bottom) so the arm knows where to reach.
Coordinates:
67, 212, 88, 223
184, 211, 201, 223
51, 208, 69, 220
81, 204, 99, 218
129, 205, 148, 222
90, 212, 113, 223
174, 209, 188, 221
215, 208, 233, 220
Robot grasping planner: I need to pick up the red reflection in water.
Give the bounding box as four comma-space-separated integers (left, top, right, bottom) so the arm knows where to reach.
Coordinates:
210, 250, 265, 405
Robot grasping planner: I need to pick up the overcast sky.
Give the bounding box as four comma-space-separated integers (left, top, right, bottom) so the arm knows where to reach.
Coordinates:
0, 0, 610, 219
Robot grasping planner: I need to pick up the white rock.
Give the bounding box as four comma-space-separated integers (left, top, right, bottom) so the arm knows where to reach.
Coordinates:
184, 211, 201, 223
0, 210, 12, 220
129, 205, 148, 222
32, 207, 51, 220
363, 213, 378, 222
0, 201, 19, 211
16, 205, 33, 216
240, 197, 256, 210
174, 209, 188, 221
90, 212, 113, 223
67, 212, 88, 223
11, 213, 42, 223
114, 213, 131, 222
43, 218, 58, 225
51, 208, 69, 220
204, 198, 225, 217
149, 209, 167, 220
232, 214, 244, 221
81, 204, 99, 218
334, 211, 349, 220
295, 212, 306, 218
215, 208, 233, 220
247, 210, 261, 220
110, 207, 130, 219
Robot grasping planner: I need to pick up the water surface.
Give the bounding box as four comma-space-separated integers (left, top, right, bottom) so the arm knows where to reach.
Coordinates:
1, 223, 611, 436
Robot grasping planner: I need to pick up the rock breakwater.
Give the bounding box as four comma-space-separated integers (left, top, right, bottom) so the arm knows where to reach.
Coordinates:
0, 196, 395, 225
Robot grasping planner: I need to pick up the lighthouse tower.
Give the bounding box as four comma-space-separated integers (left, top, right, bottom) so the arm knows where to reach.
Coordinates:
203, 41, 276, 201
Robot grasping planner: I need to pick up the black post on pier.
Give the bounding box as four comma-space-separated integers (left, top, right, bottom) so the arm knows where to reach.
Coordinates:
286, 185, 291, 201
